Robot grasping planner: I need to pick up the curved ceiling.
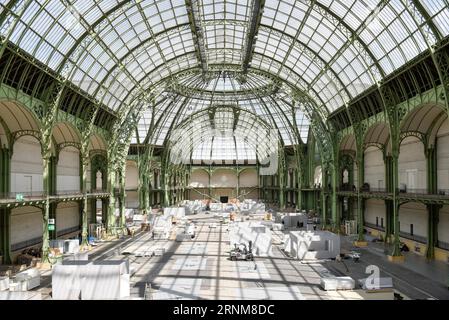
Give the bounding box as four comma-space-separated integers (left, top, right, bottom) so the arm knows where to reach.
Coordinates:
169, 106, 277, 164
1, 0, 448, 154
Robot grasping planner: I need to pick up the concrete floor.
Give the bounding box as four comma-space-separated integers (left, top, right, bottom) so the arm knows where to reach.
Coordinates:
25, 212, 449, 300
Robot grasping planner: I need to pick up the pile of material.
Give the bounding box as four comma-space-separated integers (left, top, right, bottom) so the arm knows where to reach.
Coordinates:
283, 231, 340, 260
229, 221, 273, 257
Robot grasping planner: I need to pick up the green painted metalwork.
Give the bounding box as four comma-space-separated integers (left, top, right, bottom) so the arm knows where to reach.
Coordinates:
354, 122, 366, 242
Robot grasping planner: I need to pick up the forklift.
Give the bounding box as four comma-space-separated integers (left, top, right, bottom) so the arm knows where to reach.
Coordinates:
230, 241, 254, 261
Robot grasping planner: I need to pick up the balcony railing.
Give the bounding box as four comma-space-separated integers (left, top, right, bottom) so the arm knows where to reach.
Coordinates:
0, 189, 108, 201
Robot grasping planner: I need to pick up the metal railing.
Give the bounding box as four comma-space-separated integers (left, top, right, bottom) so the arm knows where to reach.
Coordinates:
0, 189, 108, 201
0, 191, 45, 200
399, 188, 427, 194
51, 190, 84, 197
366, 188, 389, 193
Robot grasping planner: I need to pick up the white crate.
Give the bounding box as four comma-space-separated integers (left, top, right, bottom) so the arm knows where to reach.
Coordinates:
14, 268, 40, 291
320, 277, 355, 291
0, 277, 10, 291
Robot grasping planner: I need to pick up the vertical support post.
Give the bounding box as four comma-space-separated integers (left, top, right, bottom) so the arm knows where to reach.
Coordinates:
0, 208, 11, 264
102, 198, 108, 226
237, 170, 240, 200
389, 149, 402, 259
426, 145, 438, 259
356, 144, 366, 242
42, 154, 51, 263
107, 167, 117, 235
321, 165, 328, 229
330, 163, 339, 232
119, 169, 126, 230
426, 204, 439, 260
0, 147, 12, 264
162, 165, 170, 207
208, 169, 212, 201
80, 150, 89, 247
384, 155, 394, 242
278, 148, 285, 210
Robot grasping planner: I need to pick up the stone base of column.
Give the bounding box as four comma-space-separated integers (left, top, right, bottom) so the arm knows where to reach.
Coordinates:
387, 255, 405, 263
354, 241, 368, 247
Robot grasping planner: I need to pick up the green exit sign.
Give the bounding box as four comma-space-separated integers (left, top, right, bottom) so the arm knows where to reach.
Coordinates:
16, 194, 24, 201
48, 225, 55, 231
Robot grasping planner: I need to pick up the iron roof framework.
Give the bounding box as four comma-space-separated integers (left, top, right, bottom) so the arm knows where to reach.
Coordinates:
0, 0, 448, 162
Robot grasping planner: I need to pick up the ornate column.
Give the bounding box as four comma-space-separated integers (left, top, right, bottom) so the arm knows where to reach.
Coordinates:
354, 123, 367, 245
80, 146, 89, 246
0, 148, 11, 263
388, 145, 402, 260
107, 161, 117, 235
426, 146, 439, 259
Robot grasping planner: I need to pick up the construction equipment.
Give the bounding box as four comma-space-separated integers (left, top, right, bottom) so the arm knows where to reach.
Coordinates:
230, 241, 254, 261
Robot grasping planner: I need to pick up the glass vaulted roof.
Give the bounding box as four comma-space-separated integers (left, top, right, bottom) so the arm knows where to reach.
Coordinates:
1, 0, 448, 159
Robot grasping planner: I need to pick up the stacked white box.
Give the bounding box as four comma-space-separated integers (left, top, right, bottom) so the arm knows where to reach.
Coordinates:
229, 221, 273, 257
163, 207, 185, 219
320, 277, 355, 291
152, 214, 172, 240
14, 268, 40, 291
52, 262, 88, 300
52, 260, 130, 300
64, 240, 80, 254
283, 231, 340, 260
82, 261, 129, 300
0, 277, 9, 291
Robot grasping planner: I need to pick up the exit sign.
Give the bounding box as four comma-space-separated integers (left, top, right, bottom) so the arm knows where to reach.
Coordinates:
48, 224, 55, 231
16, 194, 24, 201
